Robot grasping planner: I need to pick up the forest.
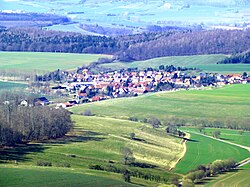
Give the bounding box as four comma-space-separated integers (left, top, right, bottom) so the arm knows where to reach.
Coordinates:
0, 92, 73, 146
0, 27, 250, 61
218, 50, 250, 64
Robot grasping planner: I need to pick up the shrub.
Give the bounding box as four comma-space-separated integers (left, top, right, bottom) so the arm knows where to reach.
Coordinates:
82, 109, 92, 116
148, 117, 161, 128
128, 117, 138, 122
36, 160, 52, 167
67, 154, 76, 158
130, 133, 135, 140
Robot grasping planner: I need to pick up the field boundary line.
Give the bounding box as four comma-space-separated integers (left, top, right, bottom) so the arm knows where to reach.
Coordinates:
169, 133, 190, 171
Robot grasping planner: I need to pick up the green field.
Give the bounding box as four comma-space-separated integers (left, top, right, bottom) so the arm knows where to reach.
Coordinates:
71, 84, 250, 127
0, 165, 137, 187
206, 163, 250, 187
0, 115, 182, 186
180, 127, 250, 147
174, 132, 249, 174
101, 54, 250, 74
0, 52, 111, 73
0, 81, 27, 91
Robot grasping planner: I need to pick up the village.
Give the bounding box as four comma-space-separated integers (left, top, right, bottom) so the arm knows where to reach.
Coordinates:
33, 65, 250, 108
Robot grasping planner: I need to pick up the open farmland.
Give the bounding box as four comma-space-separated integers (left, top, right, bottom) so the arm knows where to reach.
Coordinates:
174, 132, 249, 174
0, 52, 111, 73
0, 115, 182, 186
101, 54, 250, 74
71, 84, 250, 129
101, 54, 226, 70
206, 163, 250, 187
180, 126, 250, 147
0, 165, 137, 187
0, 81, 27, 91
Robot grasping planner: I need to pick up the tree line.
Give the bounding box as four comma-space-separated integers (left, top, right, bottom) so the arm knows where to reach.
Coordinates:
185, 159, 237, 185
0, 93, 73, 146
0, 27, 250, 61
218, 50, 250, 64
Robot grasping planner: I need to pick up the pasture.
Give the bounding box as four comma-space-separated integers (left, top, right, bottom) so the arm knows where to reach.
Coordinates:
180, 126, 250, 147
0, 81, 27, 91
101, 54, 227, 70
0, 165, 137, 187
100, 54, 250, 74
206, 163, 250, 187
0, 52, 111, 73
174, 132, 249, 174
0, 115, 181, 186
71, 84, 250, 128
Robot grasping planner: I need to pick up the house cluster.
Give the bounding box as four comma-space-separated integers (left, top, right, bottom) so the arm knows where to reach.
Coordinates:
51, 67, 250, 108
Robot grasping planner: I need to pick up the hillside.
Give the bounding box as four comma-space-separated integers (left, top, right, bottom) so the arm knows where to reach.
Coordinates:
1, 0, 250, 34
1, 28, 250, 61
0, 115, 182, 186
0, 52, 111, 73
174, 131, 250, 174
71, 84, 250, 130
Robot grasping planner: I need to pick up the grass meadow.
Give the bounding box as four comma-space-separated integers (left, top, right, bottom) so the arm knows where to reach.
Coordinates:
0, 52, 111, 73
205, 163, 250, 187
71, 84, 250, 128
0, 81, 27, 91
0, 165, 138, 187
174, 132, 249, 174
180, 126, 250, 147
101, 54, 250, 74
0, 115, 182, 186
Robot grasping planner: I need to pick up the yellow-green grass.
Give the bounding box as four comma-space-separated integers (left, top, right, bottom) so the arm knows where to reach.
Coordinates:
0, 165, 137, 187
206, 163, 250, 187
0, 115, 182, 186
174, 132, 250, 174
101, 54, 227, 70
0, 52, 111, 73
100, 54, 250, 73
71, 84, 250, 127
102, 54, 250, 74
180, 126, 250, 147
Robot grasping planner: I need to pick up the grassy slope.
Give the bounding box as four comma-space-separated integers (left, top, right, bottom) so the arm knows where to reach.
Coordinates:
0, 52, 111, 73
71, 84, 250, 125
0, 81, 27, 91
0, 165, 137, 187
174, 132, 249, 174
180, 127, 250, 147
206, 163, 250, 187
101, 54, 250, 73
0, 115, 182, 186
101, 54, 225, 70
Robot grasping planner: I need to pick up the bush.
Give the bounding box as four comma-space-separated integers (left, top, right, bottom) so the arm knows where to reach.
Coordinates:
82, 109, 92, 116
67, 154, 76, 158
148, 117, 161, 128
128, 117, 138, 122
130, 133, 135, 140
36, 160, 52, 167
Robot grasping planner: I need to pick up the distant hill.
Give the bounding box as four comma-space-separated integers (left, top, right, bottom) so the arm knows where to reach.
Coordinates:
83, 0, 250, 6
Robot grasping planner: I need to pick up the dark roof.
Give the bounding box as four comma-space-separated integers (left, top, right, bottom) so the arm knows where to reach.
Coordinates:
34, 97, 49, 103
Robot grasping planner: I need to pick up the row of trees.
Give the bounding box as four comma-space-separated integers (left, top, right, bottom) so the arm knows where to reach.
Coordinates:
0, 93, 73, 146
0, 27, 250, 61
185, 159, 237, 184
